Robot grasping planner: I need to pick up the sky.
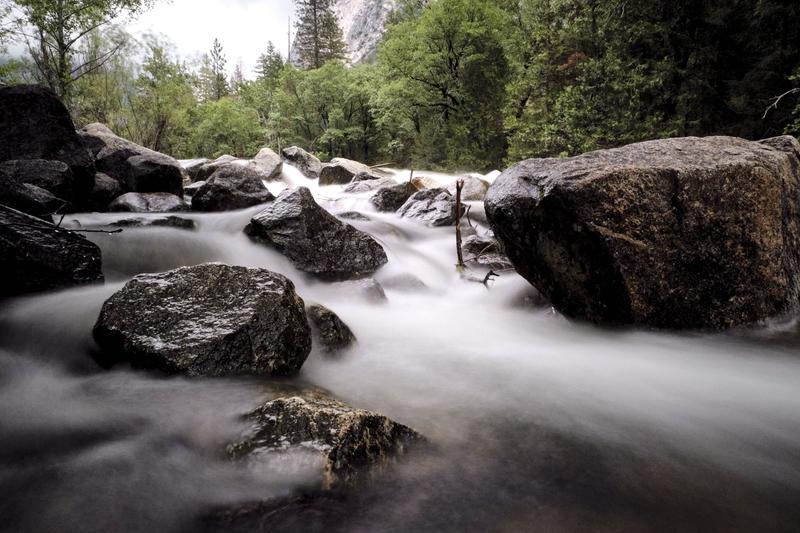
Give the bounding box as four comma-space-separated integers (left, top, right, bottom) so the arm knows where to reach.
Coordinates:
126, 0, 295, 78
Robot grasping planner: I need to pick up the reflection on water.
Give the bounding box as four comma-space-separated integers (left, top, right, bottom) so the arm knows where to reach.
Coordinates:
1, 167, 799, 533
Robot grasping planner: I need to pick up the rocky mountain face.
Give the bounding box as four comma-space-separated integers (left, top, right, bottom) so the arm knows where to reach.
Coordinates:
334, 0, 397, 64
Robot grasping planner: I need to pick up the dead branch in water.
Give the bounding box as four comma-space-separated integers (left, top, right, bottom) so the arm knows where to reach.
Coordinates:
455, 179, 466, 271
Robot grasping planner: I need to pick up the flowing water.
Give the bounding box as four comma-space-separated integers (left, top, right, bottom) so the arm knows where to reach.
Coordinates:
1, 165, 799, 532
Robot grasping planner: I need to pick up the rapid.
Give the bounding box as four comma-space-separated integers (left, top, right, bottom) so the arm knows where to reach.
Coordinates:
1, 164, 799, 533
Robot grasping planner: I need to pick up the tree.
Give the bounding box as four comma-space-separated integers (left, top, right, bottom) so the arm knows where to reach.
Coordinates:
230, 60, 245, 96
11, 0, 155, 101
209, 37, 228, 100
185, 97, 264, 158
255, 41, 284, 82
293, 0, 345, 69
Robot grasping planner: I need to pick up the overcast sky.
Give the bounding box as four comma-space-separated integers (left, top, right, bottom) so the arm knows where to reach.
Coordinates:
126, 0, 295, 78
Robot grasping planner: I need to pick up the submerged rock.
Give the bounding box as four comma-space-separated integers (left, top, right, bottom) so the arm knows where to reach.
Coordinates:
398, 188, 457, 226
253, 147, 283, 180
108, 192, 187, 213
486, 135, 800, 329
93, 263, 311, 376
79, 123, 183, 196
462, 234, 513, 271
319, 158, 372, 186
0, 85, 95, 199
371, 182, 418, 212
0, 204, 103, 296
330, 278, 388, 303
281, 146, 322, 180
380, 273, 428, 292
245, 187, 388, 280
227, 389, 422, 488
191, 166, 274, 212
336, 211, 371, 222
306, 304, 357, 354
109, 216, 196, 230
343, 176, 395, 194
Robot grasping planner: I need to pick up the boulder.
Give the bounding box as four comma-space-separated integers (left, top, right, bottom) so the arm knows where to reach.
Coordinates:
319, 158, 372, 186
462, 234, 513, 270
447, 175, 490, 201
0, 169, 68, 219
180, 158, 211, 181
486, 135, 800, 329
183, 181, 205, 197
87, 172, 122, 211
245, 187, 388, 280
109, 216, 196, 230
78, 123, 183, 196
0, 159, 77, 205
93, 263, 311, 376
398, 188, 457, 226
191, 166, 274, 212
253, 147, 283, 180
371, 182, 419, 212
411, 175, 440, 189
0, 85, 95, 199
281, 146, 322, 180
306, 304, 356, 354
0, 204, 103, 297
227, 389, 422, 488
343, 176, 396, 194
108, 192, 187, 213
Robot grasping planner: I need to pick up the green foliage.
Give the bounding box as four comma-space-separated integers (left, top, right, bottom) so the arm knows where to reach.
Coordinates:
293, 0, 346, 69
184, 97, 265, 159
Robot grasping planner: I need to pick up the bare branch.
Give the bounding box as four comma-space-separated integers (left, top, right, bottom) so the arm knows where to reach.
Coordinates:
763, 88, 800, 119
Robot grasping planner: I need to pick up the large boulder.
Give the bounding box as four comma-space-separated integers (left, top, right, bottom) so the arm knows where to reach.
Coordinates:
447, 174, 490, 201
78, 123, 183, 196
485, 135, 800, 330
306, 304, 357, 354
0, 85, 95, 200
319, 158, 372, 186
0, 159, 77, 205
179, 158, 211, 181
108, 192, 187, 213
87, 172, 122, 211
281, 146, 322, 180
93, 263, 311, 376
0, 170, 67, 218
253, 147, 283, 180
371, 182, 419, 212
227, 388, 422, 488
191, 165, 274, 212
398, 188, 457, 226
245, 187, 388, 280
0, 204, 103, 297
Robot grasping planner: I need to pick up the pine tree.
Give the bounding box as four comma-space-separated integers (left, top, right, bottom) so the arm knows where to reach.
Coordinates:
255, 41, 284, 82
294, 0, 346, 69
210, 37, 229, 100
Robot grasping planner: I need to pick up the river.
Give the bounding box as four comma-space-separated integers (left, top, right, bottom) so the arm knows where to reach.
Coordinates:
1, 165, 799, 532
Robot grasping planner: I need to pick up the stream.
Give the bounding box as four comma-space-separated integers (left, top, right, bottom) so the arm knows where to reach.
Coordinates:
1, 165, 799, 532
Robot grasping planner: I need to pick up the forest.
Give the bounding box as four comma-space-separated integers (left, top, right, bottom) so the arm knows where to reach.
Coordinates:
1, 0, 800, 172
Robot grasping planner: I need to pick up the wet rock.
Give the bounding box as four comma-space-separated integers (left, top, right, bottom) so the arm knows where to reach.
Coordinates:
110, 216, 196, 230
245, 187, 388, 280
371, 182, 418, 212
0, 85, 95, 199
87, 172, 122, 211
191, 166, 274, 212
343, 176, 396, 194
0, 204, 103, 297
319, 158, 372, 186
93, 263, 311, 376
183, 180, 205, 197
0, 170, 68, 219
380, 273, 428, 292
227, 388, 422, 488
281, 146, 322, 180
253, 147, 283, 180
336, 211, 371, 221
108, 192, 187, 213
180, 158, 211, 181
462, 234, 513, 270
486, 135, 800, 329
331, 278, 388, 303
411, 175, 440, 189
79, 123, 183, 196
306, 304, 356, 354
447, 174, 490, 201
398, 188, 457, 226
0, 159, 77, 205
